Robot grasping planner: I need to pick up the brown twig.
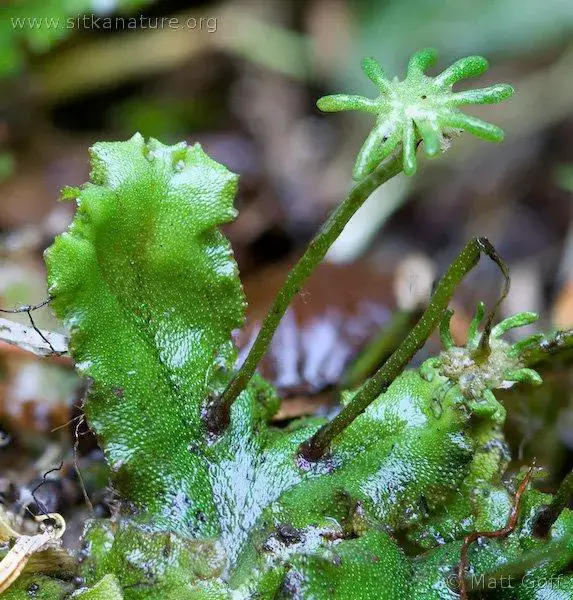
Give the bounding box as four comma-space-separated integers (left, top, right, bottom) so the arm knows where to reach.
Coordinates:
73, 415, 95, 514
457, 464, 535, 599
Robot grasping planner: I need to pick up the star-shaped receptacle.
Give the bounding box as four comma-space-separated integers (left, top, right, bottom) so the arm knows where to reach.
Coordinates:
317, 48, 514, 180
422, 303, 542, 411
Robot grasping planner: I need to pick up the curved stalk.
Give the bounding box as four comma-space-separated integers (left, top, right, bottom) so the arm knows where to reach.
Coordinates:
299, 237, 507, 461
207, 151, 404, 432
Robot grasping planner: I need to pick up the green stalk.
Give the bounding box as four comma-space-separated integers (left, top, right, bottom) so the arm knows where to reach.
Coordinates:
207, 152, 404, 431
299, 237, 506, 461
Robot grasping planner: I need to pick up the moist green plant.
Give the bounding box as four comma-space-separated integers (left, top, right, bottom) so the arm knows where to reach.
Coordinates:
1, 50, 572, 600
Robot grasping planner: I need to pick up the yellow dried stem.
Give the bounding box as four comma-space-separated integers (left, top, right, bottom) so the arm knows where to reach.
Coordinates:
0, 513, 67, 594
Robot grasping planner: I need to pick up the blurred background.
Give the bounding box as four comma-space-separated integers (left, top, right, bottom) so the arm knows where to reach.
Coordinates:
0, 0, 572, 545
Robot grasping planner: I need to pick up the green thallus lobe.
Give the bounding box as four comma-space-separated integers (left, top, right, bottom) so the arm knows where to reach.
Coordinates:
318, 48, 514, 179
